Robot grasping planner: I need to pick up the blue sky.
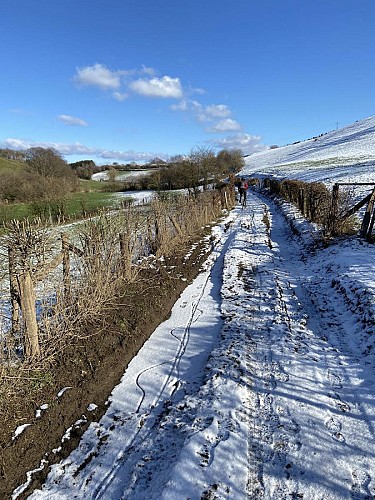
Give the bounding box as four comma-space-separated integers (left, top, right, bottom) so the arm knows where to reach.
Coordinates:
1, 0, 374, 164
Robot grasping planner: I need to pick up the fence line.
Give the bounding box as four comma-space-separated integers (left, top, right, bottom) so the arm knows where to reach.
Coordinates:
261, 177, 375, 239
1, 187, 235, 362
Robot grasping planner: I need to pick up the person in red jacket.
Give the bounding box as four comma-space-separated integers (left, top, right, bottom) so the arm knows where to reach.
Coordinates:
238, 177, 248, 205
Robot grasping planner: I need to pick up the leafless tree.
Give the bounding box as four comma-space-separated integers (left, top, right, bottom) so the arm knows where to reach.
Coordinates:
25, 147, 74, 179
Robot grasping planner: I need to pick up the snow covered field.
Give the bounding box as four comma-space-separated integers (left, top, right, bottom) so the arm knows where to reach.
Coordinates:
242, 115, 375, 191
92, 169, 155, 182
18, 116, 375, 499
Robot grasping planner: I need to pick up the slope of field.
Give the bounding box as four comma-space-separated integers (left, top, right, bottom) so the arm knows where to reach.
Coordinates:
0, 157, 24, 173
242, 114, 375, 188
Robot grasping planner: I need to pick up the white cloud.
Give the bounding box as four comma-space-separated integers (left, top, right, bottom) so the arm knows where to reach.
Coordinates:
210, 118, 242, 133
170, 100, 189, 112
72, 64, 186, 102
74, 63, 121, 90
112, 91, 129, 102
140, 64, 156, 76
171, 99, 237, 126
98, 149, 158, 162
208, 133, 267, 155
205, 104, 231, 118
192, 87, 206, 95
58, 114, 88, 126
2, 138, 95, 155
129, 76, 183, 98
1, 138, 166, 163
2, 138, 31, 149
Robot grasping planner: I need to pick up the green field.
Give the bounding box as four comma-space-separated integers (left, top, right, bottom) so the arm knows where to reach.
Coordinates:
0, 163, 134, 224
0, 189, 132, 224
66, 190, 126, 215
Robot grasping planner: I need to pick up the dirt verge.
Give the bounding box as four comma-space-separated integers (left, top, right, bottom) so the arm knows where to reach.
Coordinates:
0, 235, 212, 499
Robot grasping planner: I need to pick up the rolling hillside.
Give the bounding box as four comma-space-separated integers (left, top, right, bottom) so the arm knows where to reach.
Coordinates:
242, 114, 375, 188
0, 156, 24, 173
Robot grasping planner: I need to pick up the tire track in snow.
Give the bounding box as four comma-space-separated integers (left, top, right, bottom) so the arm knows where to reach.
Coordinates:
304, 278, 375, 497
246, 235, 304, 497
245, 190, 375, 499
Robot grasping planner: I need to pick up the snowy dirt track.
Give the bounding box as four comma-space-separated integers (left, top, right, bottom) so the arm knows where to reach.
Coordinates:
26, 190, 375, 500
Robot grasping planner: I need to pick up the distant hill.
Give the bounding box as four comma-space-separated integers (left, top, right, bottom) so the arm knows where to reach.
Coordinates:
0, 157, 24, 173
243, 115, 375, 187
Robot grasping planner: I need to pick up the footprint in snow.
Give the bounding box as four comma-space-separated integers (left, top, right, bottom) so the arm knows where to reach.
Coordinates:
336, 400, 351, 412
197, 419, 231, 468
325, 417, 346, 442
264, 377, 277, 391
283, 419, 300, 435
201, 482, 229, 499
293, 344, 309, 354
274, 370, 289, 383
325, 417, 341, 432
268, 413, 280, 429
197, 445, 211, 467
327, 369, 342, 388
350, 468, 372, 499
328, 392, 351, 412
261, 429, 274, 445
333, 432, 345, 442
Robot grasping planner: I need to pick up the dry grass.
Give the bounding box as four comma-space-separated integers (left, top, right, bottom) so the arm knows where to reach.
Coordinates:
1, 187, 234, 369
263, 177, 358, 236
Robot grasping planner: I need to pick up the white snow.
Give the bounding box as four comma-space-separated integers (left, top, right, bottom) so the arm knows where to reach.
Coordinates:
92, 169, 155, 182
22, 115, 375, 499
242, 114, 375, 190
12, 423, 32, 441
35, 404, 49, 419
12, 460, 48, 499
57, 387, 72, 398
114, 189, 156, 205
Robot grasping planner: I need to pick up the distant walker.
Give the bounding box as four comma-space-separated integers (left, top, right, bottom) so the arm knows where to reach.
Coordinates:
238, 177, 248, 208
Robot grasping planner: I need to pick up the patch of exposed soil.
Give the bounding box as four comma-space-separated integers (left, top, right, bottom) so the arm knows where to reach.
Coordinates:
0, 236, 212, 499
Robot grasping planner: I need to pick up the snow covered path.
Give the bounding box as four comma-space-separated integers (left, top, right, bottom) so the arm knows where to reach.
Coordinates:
26, 191, 375, 499
242, 194, 375, 499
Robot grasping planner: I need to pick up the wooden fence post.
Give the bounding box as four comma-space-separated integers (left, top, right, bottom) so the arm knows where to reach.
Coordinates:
361, 187, 375, 239
366, 205, 375, 241
329, 183, 340, 234
119, 232, 132, 279
8, 247, 20, 335
226, 190, 231, 209
169, 215, 183, 236
61, 233, 71, 300
154, 219, 161, 251
18, 271, 40, 359
212, 192, 219, 218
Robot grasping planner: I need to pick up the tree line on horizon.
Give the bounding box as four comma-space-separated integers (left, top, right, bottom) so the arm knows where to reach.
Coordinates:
0, 145, 244, 205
